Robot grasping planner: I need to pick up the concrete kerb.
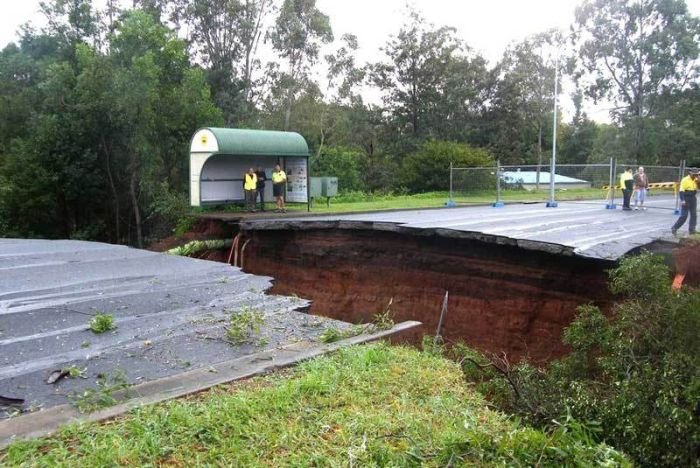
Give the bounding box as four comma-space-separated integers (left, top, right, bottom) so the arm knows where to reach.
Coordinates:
0, 320, 421, 449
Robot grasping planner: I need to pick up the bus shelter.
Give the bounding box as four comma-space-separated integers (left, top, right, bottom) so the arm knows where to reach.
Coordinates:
190, 128, 309, 209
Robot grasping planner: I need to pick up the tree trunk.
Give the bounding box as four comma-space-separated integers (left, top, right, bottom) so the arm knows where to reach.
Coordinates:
129, 171, 143, 249
316, 126, 325, 159
284, 92, 292, 131
101, 136, 120, 243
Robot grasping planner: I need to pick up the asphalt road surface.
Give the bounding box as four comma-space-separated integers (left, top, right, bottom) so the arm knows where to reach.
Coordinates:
243, 196, 682, 260
0, 239, 349, 418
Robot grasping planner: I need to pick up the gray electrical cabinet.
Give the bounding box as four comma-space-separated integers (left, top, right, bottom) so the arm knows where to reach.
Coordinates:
309, 176, 338, 207
322, 177, 338, 197
309, 177, 323, 198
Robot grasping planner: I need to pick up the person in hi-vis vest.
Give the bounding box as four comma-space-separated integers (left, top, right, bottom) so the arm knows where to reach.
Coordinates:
272, 164, 287, 213
243, 168, 258, 212
620, 168, 634, 211
672, 169, 699, 236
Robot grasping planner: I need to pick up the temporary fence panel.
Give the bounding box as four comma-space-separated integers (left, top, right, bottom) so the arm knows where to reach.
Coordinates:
447, 160, 687, 213
449, 165, 498, 202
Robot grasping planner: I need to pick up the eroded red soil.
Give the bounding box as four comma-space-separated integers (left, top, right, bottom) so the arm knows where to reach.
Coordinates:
673, 239, 700, 286
241, 229, 615, 363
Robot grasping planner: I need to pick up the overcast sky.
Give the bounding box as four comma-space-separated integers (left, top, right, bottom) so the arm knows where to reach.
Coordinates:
1, 0, 699, 121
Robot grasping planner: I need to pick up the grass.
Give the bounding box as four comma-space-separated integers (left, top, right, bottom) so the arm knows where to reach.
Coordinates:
68, 371, 130, 413
318, 324, 365, 343
88, 312, 116, 334
203, 188, 676, 216
1, 344, 629, 467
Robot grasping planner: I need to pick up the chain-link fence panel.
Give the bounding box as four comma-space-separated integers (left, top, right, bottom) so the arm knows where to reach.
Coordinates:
450, 166, 498, 204
448, 161, 685, 209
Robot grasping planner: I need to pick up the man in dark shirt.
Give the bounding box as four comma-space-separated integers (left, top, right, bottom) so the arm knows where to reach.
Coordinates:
255, 166, 267, 212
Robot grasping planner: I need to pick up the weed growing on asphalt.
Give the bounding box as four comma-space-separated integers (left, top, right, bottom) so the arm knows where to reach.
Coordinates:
88, 313, 116, 334
63, 366, 87, 379
69, 371, 129, 413
226, 307, 265, 344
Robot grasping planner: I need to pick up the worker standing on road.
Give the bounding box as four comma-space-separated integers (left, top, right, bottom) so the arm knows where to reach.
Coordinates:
255, 166, 267, 212
620, 168, 634, 211
272, 163, 287, 213
244, 167, 258, 213
633, 166, 649, 211
672, 169, 698, 236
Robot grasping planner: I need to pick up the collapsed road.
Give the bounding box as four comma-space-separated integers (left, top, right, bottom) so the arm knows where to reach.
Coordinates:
232, 198, 683, 362
0, 239, 419, 437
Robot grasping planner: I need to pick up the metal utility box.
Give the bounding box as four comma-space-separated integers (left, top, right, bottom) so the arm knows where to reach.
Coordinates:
309, 176, 338, 208
309, 177, 324, 198
322, 177, 338, 197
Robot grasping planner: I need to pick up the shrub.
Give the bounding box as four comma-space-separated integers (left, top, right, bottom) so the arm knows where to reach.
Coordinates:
310, 146, 364, 192
455, 252, 700, 467
149, 181, 194, 238
400, 140, 493, 193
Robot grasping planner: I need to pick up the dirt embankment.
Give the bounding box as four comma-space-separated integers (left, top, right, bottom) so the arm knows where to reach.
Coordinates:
674, 239, 700, 285
149, 219, 234, 262
240, 229, 615, 363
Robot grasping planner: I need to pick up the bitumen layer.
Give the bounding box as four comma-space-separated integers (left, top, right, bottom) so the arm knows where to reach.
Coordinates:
240, 197, 682, 260
0, 239, 355, 420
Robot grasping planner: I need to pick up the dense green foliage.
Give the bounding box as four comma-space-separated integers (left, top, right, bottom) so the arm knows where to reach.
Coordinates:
0, 7, 222, 245
0, 343, 629, 466
0, 0, 698, 243
400, 141, 493, 193
458, 253, 700, 467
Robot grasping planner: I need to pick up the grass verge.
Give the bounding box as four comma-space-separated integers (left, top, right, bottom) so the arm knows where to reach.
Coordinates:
203, 188, 675, 215
1, 343, 629, 466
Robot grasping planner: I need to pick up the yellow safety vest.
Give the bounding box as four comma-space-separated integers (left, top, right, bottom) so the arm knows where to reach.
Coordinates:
679, 175, 698, 193
620, 172, 632, 189
272, 170, 287, 184
244, 173, 257, 191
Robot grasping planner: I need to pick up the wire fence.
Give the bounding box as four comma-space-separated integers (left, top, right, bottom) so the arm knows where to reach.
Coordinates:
449, 160, 688, 212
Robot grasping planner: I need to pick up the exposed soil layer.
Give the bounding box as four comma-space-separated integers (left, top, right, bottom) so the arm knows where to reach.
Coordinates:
241, 229, 616, 363
148, 219, 235, 252
673, 239, 700, 286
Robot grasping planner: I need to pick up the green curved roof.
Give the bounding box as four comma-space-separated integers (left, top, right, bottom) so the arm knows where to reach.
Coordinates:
205, 128, 309, 157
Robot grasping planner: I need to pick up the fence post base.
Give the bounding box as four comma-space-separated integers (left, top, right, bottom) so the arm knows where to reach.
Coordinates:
546, 201, 558, 208
492, 201, 504, 208
445, 200, 457, 208
606, 203, 617, 210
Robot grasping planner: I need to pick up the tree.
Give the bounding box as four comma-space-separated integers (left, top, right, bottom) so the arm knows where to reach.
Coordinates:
325, 33, 365, 106
185, 0, 272, 124
489, 31, 565, 180
371, 10, 489, 146
39, 0, 101, 47
108, 10, 222, 246
269, 0, 333, 130
574, 0, 700, 163
0, 5, 221, 244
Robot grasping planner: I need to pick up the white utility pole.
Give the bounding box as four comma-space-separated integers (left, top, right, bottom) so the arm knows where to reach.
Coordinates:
547, 55, 559, 208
